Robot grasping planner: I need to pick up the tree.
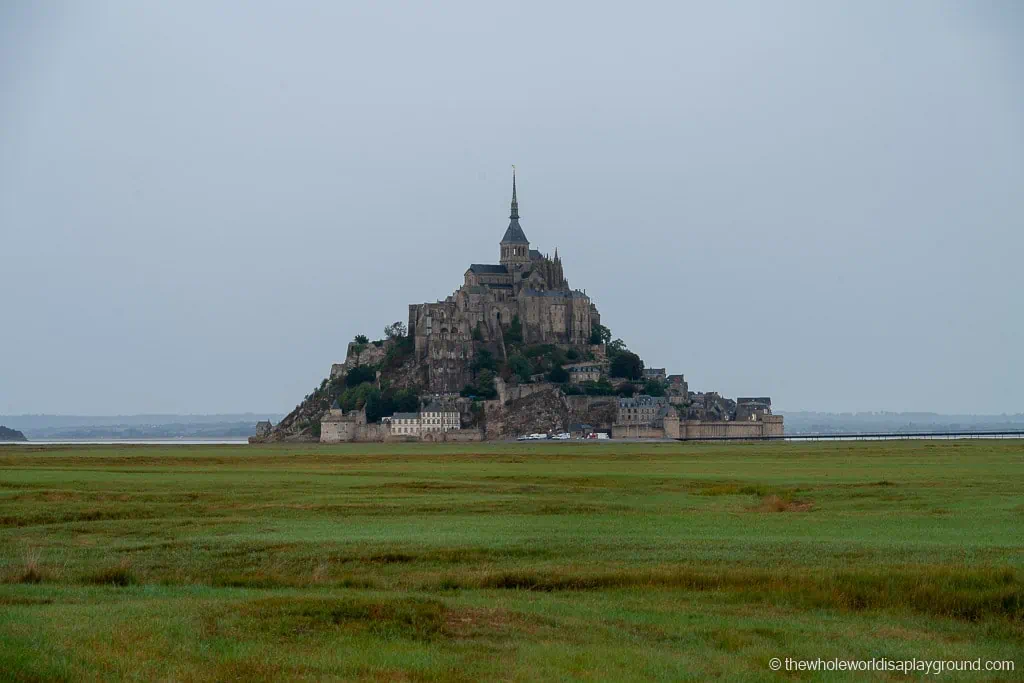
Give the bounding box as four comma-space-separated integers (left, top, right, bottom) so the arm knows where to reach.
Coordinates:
548, 364, 569, 383
383, 335, 415, 370
392, 388, 419, 413
610, 350, 643, 380
589, 323, 612, 345
607, 338, 628, 357
582, 378, 616, 396
351, 335, 369, 364
339, 382, 378, 412
643, 379, 666, 397
345, 365, 377, 387
505, 314, 523, 345
461, 369, 497, 399
616, 382, 637, 397
475, 369, 497, 399
363, 387, 385, 423
506, 353, 532, 383
471, 348, 497, 373
384, 321, 407, 339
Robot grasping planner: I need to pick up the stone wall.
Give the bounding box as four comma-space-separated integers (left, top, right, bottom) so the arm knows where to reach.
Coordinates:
611, 425, 666, 439
422, 428, 484, 442
494, 377, 558, 405
679, 416, 783, 439
609, 415, 784, 440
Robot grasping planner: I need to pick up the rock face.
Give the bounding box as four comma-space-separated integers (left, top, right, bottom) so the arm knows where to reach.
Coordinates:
484, 386, 568, 440
480, 387, 624, 440
0, 426, 27, 442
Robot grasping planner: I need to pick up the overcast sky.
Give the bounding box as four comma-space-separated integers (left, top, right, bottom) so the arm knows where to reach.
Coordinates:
1, 1, 1021, 415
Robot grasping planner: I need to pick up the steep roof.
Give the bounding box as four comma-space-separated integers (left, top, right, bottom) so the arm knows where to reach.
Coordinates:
501, 221, 529, 244
500, 170, 529, 244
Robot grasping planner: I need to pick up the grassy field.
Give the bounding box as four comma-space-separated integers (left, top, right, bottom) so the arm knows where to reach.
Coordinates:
0, 440, 1021, 681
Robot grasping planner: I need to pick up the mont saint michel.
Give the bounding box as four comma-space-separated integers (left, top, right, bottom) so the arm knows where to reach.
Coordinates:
256, 172, 782, 443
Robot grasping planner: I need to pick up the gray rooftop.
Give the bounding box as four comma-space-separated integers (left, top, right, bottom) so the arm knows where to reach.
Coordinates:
501, 171, 529, 244
618, 395, 669, 407
501, 219, 529, 244
468, 264, 508, 274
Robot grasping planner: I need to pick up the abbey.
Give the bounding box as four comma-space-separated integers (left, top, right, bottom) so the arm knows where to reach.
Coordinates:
409, 172, 601, 393
254, 171, 783, 444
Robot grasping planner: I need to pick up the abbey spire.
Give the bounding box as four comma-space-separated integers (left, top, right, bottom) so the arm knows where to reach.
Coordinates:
510, 168, 519, 220
500, 167, 530, 267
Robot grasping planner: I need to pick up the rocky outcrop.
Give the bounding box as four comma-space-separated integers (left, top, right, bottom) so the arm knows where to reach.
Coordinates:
252, 389, 327, 443
566, 396, 618, 428
484, 385, 568, 440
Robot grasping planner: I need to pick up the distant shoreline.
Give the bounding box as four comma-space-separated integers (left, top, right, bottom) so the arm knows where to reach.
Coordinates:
1, 438, 249, 446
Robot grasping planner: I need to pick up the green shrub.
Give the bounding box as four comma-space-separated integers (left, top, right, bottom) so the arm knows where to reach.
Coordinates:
616, 382, 637, 397
643, 379, 666, 397
383, 335, 415, 370
461, 369, 497, 399
610, 351, 643, 380
345, 365, 377, 387
506, 354, 532, 383
504, 315, 523, 345
581, 378, 616, 396
548, 365, 569, 383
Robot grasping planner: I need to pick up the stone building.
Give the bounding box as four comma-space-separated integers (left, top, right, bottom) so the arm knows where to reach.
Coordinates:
385, 403, 461, 438
643, 368, 667, 382
736, 397, 773, 422
322, 403, 468, 443
321, 405, 372, 443
420, 401, 460, 433
564, 362, 605, 384
409, 171, 602, 393
617, 395, 670, 425
666, 374, 689, 405
389, 412, 421, 437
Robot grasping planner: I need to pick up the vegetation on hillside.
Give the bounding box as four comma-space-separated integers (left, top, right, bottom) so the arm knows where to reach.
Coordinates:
459, 317, 653, 399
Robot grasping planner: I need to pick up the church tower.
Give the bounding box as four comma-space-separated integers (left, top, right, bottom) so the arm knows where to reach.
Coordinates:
499, 169, 530, 269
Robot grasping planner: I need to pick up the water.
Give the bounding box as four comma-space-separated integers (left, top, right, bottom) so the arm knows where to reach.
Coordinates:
2, 439, 249, 446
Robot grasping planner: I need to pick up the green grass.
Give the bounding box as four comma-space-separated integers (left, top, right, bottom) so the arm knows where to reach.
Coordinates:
0, 440, 1022, 680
